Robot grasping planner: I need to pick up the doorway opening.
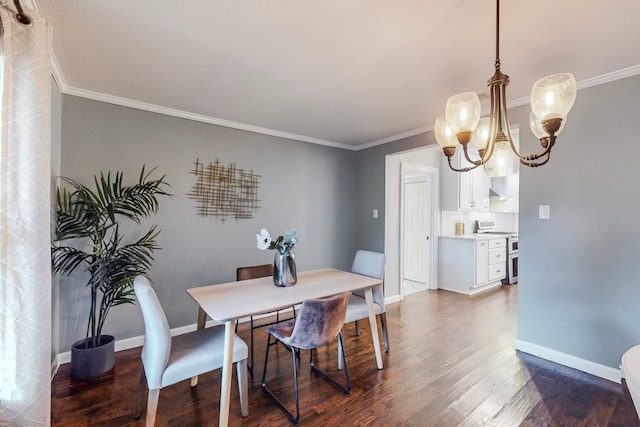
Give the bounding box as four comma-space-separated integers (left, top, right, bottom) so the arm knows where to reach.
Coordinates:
401, 163, 436, 296
384, 146, 441, 303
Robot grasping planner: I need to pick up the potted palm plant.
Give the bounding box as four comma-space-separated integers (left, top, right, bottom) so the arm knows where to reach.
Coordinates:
52, 166, 170, 379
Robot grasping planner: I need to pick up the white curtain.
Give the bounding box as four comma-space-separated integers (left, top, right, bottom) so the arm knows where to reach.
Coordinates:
0, 3, 52, 426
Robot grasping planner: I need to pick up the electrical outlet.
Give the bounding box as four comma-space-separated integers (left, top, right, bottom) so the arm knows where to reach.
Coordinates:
372, 209, 378, 219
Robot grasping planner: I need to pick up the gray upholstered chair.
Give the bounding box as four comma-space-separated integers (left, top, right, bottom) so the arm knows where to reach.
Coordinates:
133, 276, 249, 426
344, 250, 389, 352
236, 263, 296, 373
261, 292, 351, 424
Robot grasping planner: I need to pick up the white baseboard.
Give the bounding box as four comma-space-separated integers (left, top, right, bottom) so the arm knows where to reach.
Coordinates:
385, 295, 401, 305
515, 339, 622, 384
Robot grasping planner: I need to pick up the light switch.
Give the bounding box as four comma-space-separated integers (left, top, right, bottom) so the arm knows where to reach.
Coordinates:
372, 209, 378, 219
539, 205, 550, 220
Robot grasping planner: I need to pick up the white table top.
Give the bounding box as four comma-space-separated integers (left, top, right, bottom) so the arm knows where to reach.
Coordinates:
187, 268, 381, 321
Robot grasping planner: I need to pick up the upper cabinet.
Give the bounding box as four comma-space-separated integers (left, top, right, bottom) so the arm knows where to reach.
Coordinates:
441, 150, 490, 212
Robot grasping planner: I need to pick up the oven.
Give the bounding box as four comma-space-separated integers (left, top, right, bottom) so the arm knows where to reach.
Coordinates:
506, 235, 518, 284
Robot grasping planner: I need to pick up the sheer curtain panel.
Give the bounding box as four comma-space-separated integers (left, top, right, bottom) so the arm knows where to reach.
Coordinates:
0, 3, 52, 425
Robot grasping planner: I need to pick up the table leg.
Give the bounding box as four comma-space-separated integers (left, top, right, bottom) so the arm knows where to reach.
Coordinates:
218, 319, 235, 427
191, 307, 209, 387
364, 287, 383, 369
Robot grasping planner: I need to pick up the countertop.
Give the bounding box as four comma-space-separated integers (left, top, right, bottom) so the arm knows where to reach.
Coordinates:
440, 233, 508, 241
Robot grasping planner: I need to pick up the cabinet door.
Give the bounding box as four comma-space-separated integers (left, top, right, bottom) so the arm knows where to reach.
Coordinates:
475, 240, 488, 286
458, 170, 473, 211
471, 166, 490, 212
441, 150, 489, 212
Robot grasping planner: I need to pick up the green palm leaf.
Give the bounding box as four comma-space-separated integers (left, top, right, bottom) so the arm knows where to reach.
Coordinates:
52, 166, 171, 347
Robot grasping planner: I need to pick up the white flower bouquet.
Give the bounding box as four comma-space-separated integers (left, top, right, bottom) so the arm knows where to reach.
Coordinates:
256, 228, 297, 255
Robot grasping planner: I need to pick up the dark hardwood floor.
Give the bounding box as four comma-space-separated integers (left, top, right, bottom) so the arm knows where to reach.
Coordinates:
51, 286, 640, 426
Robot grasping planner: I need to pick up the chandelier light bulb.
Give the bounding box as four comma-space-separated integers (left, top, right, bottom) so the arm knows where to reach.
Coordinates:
445, 92, 481, 134
530, 73, 577, 122
471, 117, 491, 151
434, 115, 456, 148
484, 141, 519, 177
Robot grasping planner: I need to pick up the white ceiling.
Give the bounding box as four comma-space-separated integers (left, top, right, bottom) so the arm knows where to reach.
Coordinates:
39, 0, 640, 150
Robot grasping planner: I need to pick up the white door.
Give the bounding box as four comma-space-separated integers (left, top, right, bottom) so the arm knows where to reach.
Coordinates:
403, 179, 432, 286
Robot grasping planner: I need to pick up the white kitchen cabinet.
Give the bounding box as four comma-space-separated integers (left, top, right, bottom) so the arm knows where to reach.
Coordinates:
438, 236, 506, 295
475, 240, 488, 285
487, 238, 507, 282
441, 150, 490, 212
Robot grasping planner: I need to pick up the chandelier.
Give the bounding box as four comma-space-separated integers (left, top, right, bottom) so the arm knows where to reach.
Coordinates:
434, 0, 577, 177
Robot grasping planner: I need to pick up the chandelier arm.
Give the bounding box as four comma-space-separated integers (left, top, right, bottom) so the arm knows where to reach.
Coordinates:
519, 151, 551, 168
461, 143, 483, 166
509, 134, 556, 162
446, 155, 482, 173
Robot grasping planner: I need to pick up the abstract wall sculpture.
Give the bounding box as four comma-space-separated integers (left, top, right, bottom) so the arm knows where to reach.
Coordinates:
188, 158, 261, 221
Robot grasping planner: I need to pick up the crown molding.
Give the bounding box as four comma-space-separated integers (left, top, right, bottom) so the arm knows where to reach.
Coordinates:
51, 54, 640, 152
51, 55, 357, 151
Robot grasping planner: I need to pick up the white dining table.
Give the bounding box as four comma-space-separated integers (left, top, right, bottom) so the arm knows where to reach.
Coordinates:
187, 268, 384, 426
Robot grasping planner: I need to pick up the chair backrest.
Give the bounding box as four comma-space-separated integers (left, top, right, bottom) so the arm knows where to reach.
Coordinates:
351, 250, 386, 308
237, 263, 274, 281
134, 275, 172, 389
288, 292, 350, 350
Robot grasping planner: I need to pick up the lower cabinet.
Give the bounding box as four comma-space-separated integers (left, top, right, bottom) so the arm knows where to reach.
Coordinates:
438, 236, 506, 295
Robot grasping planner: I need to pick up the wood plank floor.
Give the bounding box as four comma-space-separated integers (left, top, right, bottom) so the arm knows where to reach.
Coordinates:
51, 286, 640, 426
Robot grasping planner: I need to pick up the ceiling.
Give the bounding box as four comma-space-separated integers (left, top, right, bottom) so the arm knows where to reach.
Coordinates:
39, 0, 640, 150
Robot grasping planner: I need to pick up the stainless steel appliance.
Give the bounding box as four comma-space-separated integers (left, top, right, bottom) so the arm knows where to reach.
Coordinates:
476, 220, 518, 284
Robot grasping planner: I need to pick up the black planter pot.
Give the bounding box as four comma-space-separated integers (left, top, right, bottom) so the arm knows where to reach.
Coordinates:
70, 334, 115, 379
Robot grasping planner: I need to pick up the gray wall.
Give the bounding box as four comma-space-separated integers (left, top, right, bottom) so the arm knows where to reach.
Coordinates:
354, 132, 438, 253
57, 95, 357, 350
515, 74, 640, 369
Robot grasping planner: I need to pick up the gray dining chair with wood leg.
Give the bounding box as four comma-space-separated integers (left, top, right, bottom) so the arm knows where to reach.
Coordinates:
338, 250, 388, 370
133, 276, 249, 426
261, 292, 351, 424
236, 263, 297, 374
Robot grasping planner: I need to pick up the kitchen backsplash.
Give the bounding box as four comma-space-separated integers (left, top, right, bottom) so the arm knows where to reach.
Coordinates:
442, 211, 518, 235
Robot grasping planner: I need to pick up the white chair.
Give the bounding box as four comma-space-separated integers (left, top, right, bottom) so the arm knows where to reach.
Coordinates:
622, 344, 640, 418
344, 250, 389, 352
133, 276, 249, 426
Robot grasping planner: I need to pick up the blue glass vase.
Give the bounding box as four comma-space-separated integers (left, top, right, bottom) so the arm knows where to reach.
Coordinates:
273, 251, 297, 287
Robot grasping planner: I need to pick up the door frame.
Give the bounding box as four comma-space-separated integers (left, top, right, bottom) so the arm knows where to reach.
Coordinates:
400, 162, 439, 298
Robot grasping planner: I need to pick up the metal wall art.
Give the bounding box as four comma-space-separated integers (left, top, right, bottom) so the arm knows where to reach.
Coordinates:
188, 158, 260, 221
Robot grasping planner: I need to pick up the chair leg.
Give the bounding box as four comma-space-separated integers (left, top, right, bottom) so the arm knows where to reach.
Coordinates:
337, 337, 344, 371
261, 335, 300, 423
380, 312, 390, 352
134, 368, 147, 419
145, 388, 160, 427
311, 332, 350, 394
248, 316, 255, 374
237, 359, 249, 417
355, 320, 360, 336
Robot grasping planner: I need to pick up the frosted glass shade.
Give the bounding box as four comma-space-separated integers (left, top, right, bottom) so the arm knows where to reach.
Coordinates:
530, 73, 577, 122
445, 92, 481, 134
471, 117, 490, 151
529, 110, 565, 139
434, 115, 456, 148
484, 141, 520, 177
